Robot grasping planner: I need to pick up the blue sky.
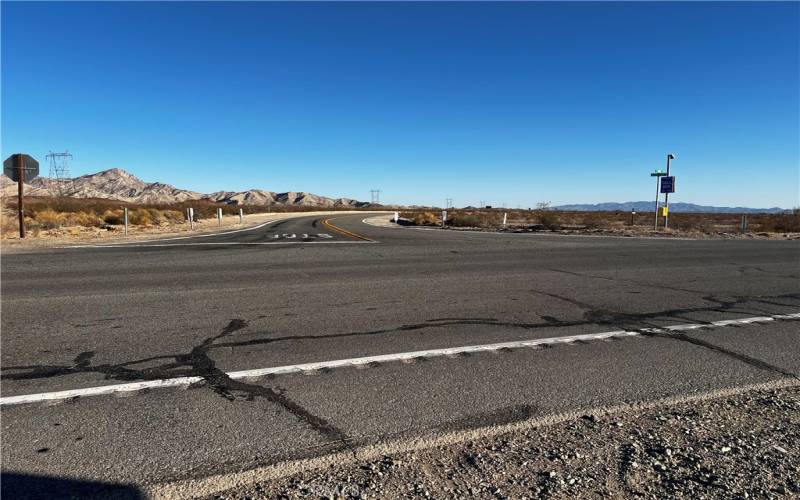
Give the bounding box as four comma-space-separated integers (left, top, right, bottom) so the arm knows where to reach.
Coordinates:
2, 2, 798, 207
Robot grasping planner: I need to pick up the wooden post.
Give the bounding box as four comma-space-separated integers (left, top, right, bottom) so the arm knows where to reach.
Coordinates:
17, 155, 25, 238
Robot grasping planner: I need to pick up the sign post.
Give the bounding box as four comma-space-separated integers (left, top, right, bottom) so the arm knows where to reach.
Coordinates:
650, 169, 666, 231
4, 154, 40, 238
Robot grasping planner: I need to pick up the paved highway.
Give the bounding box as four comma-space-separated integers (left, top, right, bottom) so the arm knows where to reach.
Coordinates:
1, 213, 798, 497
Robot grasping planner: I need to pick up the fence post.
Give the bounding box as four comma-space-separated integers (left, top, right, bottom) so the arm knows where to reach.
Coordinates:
124, 207, 128, 236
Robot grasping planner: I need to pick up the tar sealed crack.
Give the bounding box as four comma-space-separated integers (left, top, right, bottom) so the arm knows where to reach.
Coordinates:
4, 319, 350, 446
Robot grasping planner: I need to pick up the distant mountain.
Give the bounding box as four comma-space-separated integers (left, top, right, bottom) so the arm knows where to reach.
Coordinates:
553, 201, 789, 214
1, 169, 370, 207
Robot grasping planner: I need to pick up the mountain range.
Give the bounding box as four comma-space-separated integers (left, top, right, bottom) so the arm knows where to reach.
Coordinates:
553, 202, 789, 214
0, 168, 371, 208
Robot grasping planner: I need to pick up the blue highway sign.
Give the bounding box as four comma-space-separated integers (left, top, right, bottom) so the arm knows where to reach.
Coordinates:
660, 176, 675, 193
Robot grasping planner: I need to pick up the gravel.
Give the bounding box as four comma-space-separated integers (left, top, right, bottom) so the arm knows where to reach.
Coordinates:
208, 386, 799, 499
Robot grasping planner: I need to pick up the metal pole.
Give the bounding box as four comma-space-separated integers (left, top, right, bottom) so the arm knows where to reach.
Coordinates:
664, 155, 672, 229
124, 207, 128, 236
16, 155, 25, 238
654, 176, 660, 231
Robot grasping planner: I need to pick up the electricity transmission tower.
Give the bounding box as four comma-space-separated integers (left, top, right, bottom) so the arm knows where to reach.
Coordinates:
45, 151, 74, 198
370, 189, 381, 204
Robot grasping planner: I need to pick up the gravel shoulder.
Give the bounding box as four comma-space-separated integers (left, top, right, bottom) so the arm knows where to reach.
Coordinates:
194, 382, 799, 499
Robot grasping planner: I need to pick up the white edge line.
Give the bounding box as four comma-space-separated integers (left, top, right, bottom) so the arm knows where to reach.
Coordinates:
2, 313, 797, 406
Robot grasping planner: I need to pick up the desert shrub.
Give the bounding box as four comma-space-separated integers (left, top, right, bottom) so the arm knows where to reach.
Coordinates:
758, 209, 800, 233
34, 209, 66, 230
64, 211, 103, 227
1, 210, 19, 235
448, 214, 483, 227
103, 209, 124, 225
162, 210, 185, 223
127, 208, 152, 226
537, 211, 561, 230
399, 211, 439, 226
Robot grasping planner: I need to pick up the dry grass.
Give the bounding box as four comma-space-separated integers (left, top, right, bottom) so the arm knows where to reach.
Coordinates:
400, 208, 800, 235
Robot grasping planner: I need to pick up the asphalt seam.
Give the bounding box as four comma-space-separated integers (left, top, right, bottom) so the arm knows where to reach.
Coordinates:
1, 312, 798, 407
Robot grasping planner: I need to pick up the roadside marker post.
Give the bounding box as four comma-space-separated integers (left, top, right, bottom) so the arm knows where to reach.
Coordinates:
503, 212, 507, 227
189, 208, 194, 230
239, 208, 243, 225
4, 153, 40, 238
393, 212, 399, 223
442, 210, 447, 228
217, 208, 222, 226
123, 207, 128, 236
631, 209, 636, 226
741, 214, 748, 232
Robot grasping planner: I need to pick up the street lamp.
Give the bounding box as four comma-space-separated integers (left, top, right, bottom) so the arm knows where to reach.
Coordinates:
664, 154, 676, 229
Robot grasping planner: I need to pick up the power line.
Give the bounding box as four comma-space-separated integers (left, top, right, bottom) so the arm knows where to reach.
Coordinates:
370, 189, 381, 204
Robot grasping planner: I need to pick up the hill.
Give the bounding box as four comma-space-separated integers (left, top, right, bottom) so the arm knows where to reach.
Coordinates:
0, 169, 370, 207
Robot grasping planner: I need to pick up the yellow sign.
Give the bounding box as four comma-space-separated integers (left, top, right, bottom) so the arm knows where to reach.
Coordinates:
660, 207, 669, 217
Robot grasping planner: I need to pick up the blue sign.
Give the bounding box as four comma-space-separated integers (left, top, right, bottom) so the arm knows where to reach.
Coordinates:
660, 176, 675, 193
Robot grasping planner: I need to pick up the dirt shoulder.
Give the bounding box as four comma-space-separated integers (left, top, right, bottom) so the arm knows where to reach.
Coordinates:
0, 211, 386, 252
187, 381, 799, 499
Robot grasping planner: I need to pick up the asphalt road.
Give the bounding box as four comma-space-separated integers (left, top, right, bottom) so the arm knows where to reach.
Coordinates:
1, 213, 799, 497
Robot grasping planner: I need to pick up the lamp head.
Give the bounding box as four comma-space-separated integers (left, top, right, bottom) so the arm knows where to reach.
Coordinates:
668, 153, 676, 160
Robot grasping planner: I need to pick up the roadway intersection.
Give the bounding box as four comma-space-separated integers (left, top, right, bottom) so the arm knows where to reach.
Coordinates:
1, 213, 798, 497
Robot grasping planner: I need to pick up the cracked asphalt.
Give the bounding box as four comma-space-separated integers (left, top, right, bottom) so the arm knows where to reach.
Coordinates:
1, 213, 798, 497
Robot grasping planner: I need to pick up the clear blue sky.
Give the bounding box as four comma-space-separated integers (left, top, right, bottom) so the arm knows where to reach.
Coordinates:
2, 2, 798, 208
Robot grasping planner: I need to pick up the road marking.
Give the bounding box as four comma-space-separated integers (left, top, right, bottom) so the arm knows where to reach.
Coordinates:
321, 218, 374, 242
1, 312, 797, 407
63, 241, 377, 248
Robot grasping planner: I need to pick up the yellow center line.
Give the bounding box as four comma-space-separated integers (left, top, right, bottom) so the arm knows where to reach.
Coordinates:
321, 218, 375, 242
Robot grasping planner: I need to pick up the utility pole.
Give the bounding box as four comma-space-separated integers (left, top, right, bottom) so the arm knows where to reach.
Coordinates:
17, 155, 25, 238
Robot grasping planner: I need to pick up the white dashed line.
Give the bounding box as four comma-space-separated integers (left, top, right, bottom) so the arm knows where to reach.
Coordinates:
2, 312, 797, 406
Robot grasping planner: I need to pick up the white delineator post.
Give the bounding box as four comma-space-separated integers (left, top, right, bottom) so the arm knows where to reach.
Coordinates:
503, 212, 507, 227
217, 208, 222, 226
394, 212, 399, 223
189, 208, 194, 230
124, 207, 129, 235
239, 208, 243, 225
442, 210, 447, 228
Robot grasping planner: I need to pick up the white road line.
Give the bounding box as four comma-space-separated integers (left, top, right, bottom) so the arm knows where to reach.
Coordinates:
2, 312, 797, 407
